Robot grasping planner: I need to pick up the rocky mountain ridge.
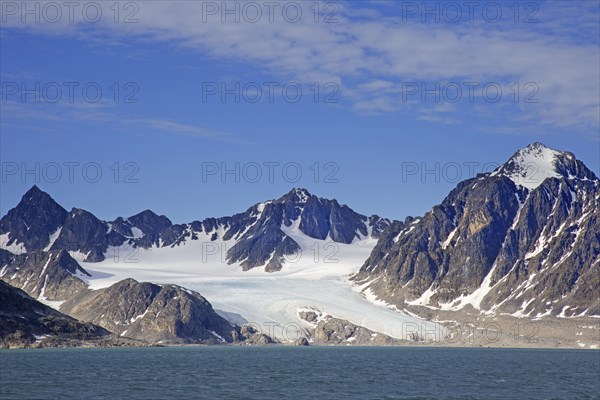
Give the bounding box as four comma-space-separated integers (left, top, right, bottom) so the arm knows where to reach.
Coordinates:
1, 187, 391, 272
353, 142, 599, 319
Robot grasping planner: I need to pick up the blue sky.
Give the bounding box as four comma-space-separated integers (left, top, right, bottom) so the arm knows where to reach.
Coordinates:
1, 0, 599, 223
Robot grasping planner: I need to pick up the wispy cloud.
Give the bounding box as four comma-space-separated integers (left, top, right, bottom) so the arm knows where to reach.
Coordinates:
0, 100, 240, 142
125, 118, 238, 142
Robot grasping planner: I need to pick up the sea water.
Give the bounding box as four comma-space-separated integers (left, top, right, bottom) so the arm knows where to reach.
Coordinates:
1, 346, 598, 399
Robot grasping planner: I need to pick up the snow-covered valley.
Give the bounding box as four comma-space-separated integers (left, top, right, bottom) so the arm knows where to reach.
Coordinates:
79, 224, 439, 341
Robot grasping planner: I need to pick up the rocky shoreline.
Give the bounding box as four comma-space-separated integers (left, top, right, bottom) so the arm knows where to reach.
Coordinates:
2, 277, 597, 350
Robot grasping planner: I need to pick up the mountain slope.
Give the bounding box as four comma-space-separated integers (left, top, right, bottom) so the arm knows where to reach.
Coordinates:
61, 278, 236, 344
0, 249, 90, 307
353, 143, 600, 318
0, 280, 110, 348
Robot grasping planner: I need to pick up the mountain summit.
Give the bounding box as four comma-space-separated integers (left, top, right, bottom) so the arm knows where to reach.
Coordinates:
491, 142, 596, 189
278, 188, 312, 203
0, 185, 67, 253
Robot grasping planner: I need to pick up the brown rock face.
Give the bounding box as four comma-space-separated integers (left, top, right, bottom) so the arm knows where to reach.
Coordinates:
61, 278, 236, 344
0, 280, 110, 348
0, 249, 89, 303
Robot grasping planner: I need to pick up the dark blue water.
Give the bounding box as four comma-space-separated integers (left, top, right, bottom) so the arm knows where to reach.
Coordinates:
1, 346, 598, 400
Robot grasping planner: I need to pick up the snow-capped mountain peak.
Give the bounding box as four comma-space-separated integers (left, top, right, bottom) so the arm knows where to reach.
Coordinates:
492, 142, 595, 190
0, 185, 68, 253
278, 188, 312, 204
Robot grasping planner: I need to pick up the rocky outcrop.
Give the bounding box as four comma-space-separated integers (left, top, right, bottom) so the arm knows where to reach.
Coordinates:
0, 250, 89, 303
298, 308, 400, 345
0, 280, 111, 348
232, 324, 277, 345
61, 278, 236, 344
313, 316, 398, 345
225, 207, 301, 272
294, 337, 310, 346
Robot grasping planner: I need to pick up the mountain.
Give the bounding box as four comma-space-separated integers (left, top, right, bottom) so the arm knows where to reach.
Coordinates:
158, 188, 391, 272
50, 208, 127, 262
0, 189, 412, 343
0, 254, 275, 345
491, 142, 596, 189
353, 142, 600, 318
222, 188, 391, 271
1, 187, 392, 272
0, 188, 174, 262
0, 249, 275, 344
2, 147, 598, 349
0, 185, 67, 253
61, 278, 236, 344
0, 249, 90, 306
0, 280, 110, 348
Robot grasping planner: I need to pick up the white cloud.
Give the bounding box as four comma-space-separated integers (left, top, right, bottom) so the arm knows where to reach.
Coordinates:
2, 1, 598, 133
